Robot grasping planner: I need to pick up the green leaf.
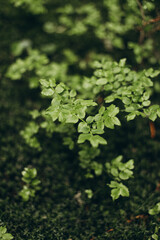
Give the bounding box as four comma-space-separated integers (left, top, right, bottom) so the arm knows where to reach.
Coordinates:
99, 106, 105, 115
19, 187, 30, 201
0, 227, 7, 234
55, 84, 64, 93
122, 97, 131, 105
49, 110, 59, 121
107, 105, 119, 117
70, 89, 77, 97
151, 234, 158, 240
125, 159, 134, 169
111, 188, 121, 201
142, 91, 150, 101
142, 100, 151, 107
119, 58, 126, 67
120, 184, 129, 197
92, 162, 103, 176
111, 167, 119, 177
127, 112, 136, 121
149, 112, 157, 121
85, 189, 93, 199
49, 78, 56, 87
78, 122, 90, 133
40, 78, 49, 87
149, 202, 160, 215
77, 99, 97, 106
66, 114, 79, 123
113, 66, 121, 74
104, 117, 114, 129
157, 108, 160, 118
76, 106, 86, 119
90, 135, 107, 148
78, 133, 91, 144
41, 88, 54, 96
86, 116, 94, 123
31, 179, 41, 186
105, 95, 115, 103
119, 169, 133, 180
2, 233, 14, 240
96, 78, 108, 85
96, 120, 105, 132
112, 155, 123, 165
112, 117, 121, 126
143, 78, 153, 87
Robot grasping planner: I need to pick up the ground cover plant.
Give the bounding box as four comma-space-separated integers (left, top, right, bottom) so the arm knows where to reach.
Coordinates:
1, 0, 160, 239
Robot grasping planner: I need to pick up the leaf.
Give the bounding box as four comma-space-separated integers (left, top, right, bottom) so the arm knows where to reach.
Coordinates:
143, 78, 153, 87
122, 97, 131, 105
77, 133, 91, 144
99, 106, 105, 115
125, 159, 134, 169
19, 187, 30, 201
2, 233, 14, 240
142, 100, 151, 107
151, 234, 158, 240
111, 167, 119, 177
113, 67, 121, 74
76, 106, 86, 119
142, 91, 150, 101
105, 95, 115, 103
31, 179, 41, 186
149, 202, 160, 215
78, 122, 90, 133
78, 99, 97, 106
104, 117, 114, 129
90, 135, 107, 148
119, 58, 126, 67
120, 184, 129, 197
119, 169, 133, 180
40, 78, 49, 87
66, 114, 79, 123
112, 155, 123, 165
127, 112, 136, 121
49, 110, 59, 121
0, 227, 7, 234
86, 116, 94, 123
96, 120, 105, 132
111, 188, 121, 201
85, 189, 93, 199
149, 112, 157, 121
49, 78, 56, 87
112, 117, 121, 126
55, 84, 64, 93
70, 89, 77, 97
92, 162, 103, 176
96, 78, 108, 85
107, 105, 119, 117
41, 88, 54, 96
108, 181, 119, 188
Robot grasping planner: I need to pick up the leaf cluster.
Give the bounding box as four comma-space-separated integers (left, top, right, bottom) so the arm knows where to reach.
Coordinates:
0, 226, 13, 240
19, 168, 41, 201
106, 155, 134, 200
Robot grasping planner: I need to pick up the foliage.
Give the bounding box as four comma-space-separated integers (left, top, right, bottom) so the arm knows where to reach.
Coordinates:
106, 155, 134, 200
15, 57, 160, 200
19, 168, 41, 201
148, 226, 160, 240
149, 202, 160, 215
1, 0, 160, 238
10, 0, 47, 14
85, 189, 93, 199
0, 226, 13, 240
